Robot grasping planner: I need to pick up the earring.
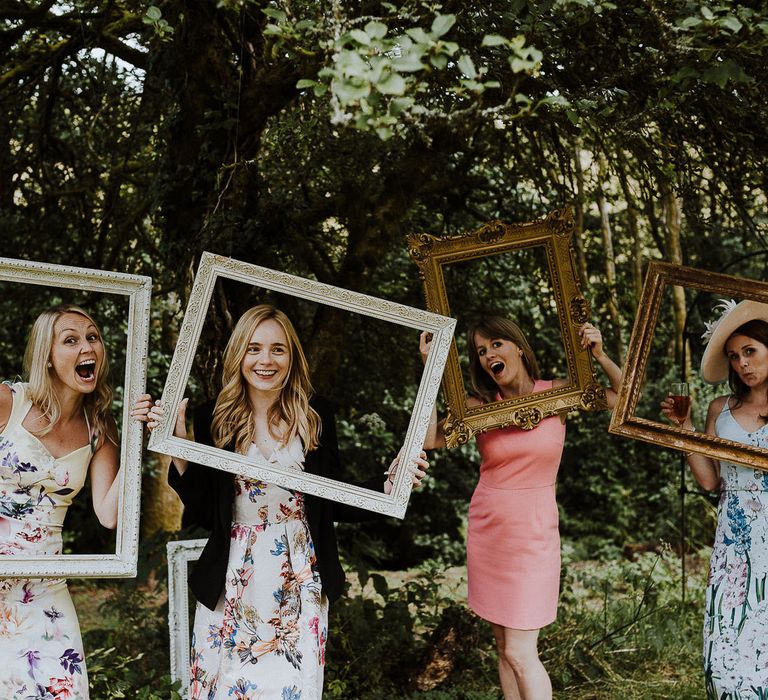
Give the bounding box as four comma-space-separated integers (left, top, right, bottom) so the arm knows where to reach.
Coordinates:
518, 350, 523, 356
47, 362, 52, 368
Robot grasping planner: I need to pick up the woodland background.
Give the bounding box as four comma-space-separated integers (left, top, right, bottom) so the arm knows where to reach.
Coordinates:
2, 1, 768, 697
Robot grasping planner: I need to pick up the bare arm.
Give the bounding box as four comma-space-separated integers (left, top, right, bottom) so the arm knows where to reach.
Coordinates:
661, 394, 722, 491
0, 383, 12, 433
580, 323, 622, 409
89, 417, 120, 529
139, 398, 190, 474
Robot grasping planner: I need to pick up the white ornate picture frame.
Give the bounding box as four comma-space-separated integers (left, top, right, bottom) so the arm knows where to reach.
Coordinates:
0, 257, 150, 577
148, 252, 455, 518
167, 538, 206, 697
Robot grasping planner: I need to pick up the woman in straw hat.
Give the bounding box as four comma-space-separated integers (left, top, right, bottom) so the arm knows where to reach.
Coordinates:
662, 299, 768, 699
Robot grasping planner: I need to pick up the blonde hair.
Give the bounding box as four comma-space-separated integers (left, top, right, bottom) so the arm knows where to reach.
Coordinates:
211, 305, 321, 454
23, 305, 114, 443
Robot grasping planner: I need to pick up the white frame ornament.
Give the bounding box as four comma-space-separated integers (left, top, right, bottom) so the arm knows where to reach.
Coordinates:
167, 538, 206, 697
148, 252, 455, 518
0, 257, 151, 577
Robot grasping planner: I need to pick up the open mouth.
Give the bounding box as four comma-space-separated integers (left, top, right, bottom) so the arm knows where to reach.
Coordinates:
490, 361, 505, 376
254, 369, 277, 378
75, 360, 96, 380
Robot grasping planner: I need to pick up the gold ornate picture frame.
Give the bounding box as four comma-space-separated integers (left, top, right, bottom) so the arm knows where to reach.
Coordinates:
0, 257, 150, 577
148, 252, 455, 518
610, 261, 768, 470
408, 209, 605, 447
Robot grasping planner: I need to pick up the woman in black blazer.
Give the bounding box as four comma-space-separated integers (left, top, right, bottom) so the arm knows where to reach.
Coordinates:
140, 304, 427, 700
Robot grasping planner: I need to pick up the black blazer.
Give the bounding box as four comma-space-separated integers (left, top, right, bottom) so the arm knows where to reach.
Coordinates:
168, 396, 381, 610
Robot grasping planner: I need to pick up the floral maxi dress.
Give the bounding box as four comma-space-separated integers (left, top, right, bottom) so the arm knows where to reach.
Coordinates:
704, 400, 768, 698
0, 382, 91, 699
189, 441, 328, 700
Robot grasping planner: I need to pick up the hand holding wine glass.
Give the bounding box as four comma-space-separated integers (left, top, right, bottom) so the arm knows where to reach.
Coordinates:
661, 381, 692, 428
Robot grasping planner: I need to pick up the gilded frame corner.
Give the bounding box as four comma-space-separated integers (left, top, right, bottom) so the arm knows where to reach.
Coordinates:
0, 257, 150, 577
609, 261, 768, 470
408, 208, 605, 448
148, 252, 455, 518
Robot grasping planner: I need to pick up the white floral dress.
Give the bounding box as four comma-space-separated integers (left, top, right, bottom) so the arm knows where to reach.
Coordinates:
704, 399, 768, 698
189, 440, 328, 700
0, 382, 92, 699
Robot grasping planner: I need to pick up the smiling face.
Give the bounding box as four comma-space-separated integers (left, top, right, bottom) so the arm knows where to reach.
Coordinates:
240, 318, 292, 398
49, 312, 105, 395
473, 331, 530, 391
726, 333, 768, 389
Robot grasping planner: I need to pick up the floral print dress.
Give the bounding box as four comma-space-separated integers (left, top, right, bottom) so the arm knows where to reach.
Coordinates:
704, 399, 768, 699
0, 383, 91, 699
189, 440, 327, 700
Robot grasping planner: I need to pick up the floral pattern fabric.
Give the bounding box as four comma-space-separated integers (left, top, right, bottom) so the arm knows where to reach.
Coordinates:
189, 442, 327, 700
0, 383, 91, 699
704, 401, 768, 699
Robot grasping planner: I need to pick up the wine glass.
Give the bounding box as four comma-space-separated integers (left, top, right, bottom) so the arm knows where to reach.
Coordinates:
669, 382, 690, 426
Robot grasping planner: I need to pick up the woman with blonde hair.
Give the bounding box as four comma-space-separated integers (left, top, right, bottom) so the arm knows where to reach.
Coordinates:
141, 304, 428, 699
0, 304, 131, 698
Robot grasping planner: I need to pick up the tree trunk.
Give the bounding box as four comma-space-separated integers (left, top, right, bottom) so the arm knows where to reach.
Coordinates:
572, 141, 590, 290
661, 182, 687, 371
597, 154, 624, 365
617, 159, 644, 311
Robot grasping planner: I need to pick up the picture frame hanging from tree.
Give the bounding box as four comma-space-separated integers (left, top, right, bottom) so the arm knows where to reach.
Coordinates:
407, 208, 606, 448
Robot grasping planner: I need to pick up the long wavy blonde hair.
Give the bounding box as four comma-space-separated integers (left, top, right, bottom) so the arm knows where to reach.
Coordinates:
211, 305, 321, 455
23, 304, 114, 442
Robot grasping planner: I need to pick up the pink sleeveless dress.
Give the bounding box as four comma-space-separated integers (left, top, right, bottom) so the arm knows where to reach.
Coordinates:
467, 379, 566, 630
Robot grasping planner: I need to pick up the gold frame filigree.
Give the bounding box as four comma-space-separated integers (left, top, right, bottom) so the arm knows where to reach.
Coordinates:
408, 208, 605, 447
610, 262, 768, 470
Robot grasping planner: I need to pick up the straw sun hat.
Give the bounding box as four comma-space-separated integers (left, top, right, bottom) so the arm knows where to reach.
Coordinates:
700, 299, 768, 384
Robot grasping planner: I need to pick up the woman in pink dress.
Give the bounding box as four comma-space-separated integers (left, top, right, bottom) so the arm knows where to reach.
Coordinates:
421, 316, 621, 700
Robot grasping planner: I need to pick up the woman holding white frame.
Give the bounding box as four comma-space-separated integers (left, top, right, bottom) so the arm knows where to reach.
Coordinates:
0, 304, 143, 699
140, 304, 428, 700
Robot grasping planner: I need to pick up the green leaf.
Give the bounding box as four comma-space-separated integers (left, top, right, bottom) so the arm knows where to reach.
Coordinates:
377, 72, 407, 95
365, 21, 388, 40
406, 27, 432, 44
389, 97, 414, 115
146, 6, 162, 21
719, 15, 743, 33
701, 59, 751, 88
429, 53, 449, 70
678, 16, 702, 28
296, 79, 316, 89
376, 126, 394, 140
482, 34, 508, 47
333, 79, 371, 103
431, 14, 456, 38
392, 53, 425, 72
349, 29, 371, 46
457, 55, 477, 79
262, 8, 287, 22
312, 83, 328, 96
701, 6, 714, 20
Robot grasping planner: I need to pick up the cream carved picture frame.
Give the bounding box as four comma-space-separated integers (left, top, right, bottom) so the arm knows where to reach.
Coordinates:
408, 208, 606, 448
167, 538, 206, 697
148, 252, 455, 519
610, 261, 768, 471
0, 257, 150, 577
